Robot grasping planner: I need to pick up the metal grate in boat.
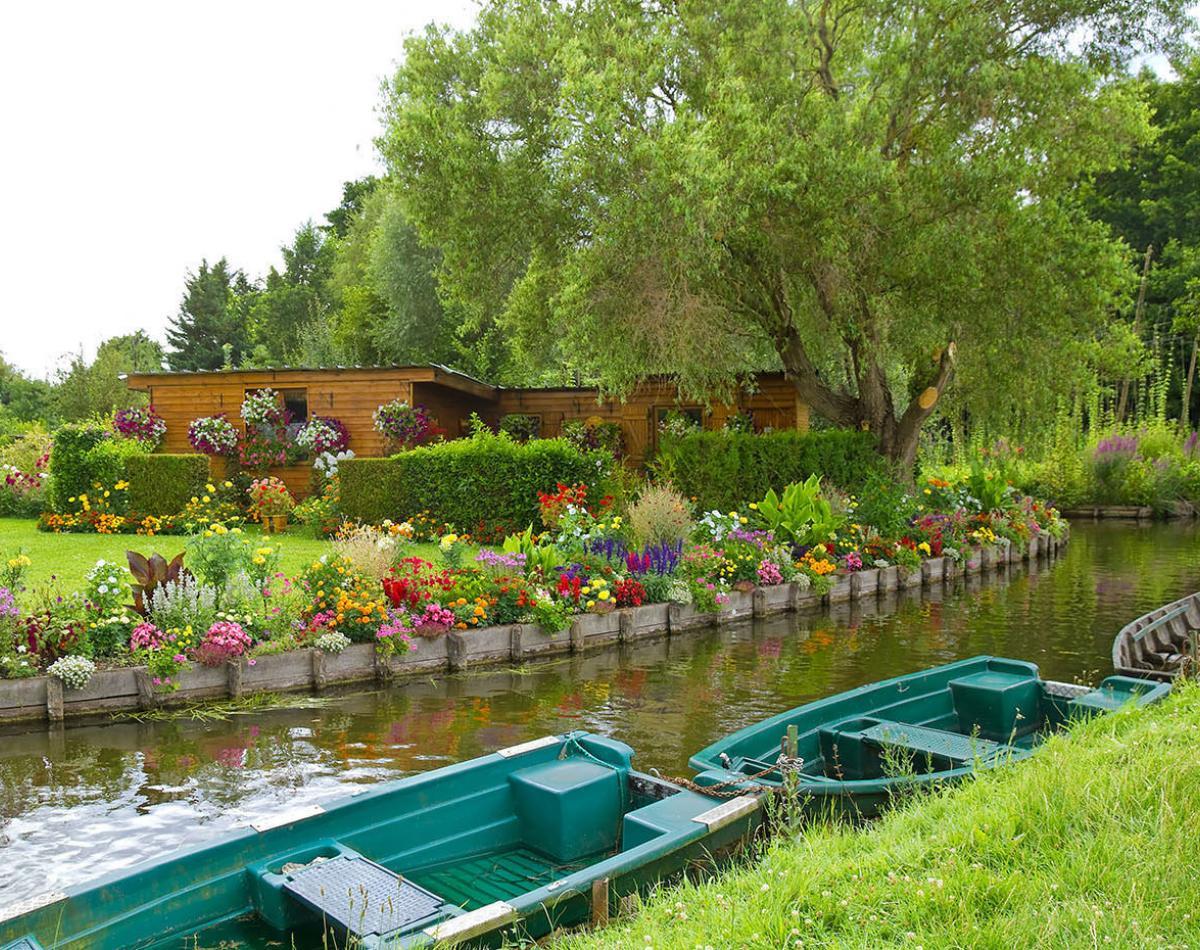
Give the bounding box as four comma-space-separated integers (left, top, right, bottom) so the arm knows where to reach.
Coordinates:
283, 854, 447, 938
1043, 680, 1091, 699
1, 938, 45, 950
860, 722, 1003, 763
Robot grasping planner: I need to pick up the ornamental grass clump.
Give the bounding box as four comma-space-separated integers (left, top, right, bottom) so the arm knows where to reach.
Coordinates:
627, 482, 693, 547
333, 523, 402, 579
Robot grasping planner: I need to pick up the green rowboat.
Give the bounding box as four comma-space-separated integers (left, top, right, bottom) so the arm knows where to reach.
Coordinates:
690, 656, 1171, 818
0, 732, 759, 950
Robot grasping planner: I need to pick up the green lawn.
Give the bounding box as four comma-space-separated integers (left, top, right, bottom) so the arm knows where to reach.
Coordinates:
564, 683, 1200, 949
0, 518, 449, 591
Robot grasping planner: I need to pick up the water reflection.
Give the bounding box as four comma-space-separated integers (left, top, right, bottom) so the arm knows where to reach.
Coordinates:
0, 521, 1196, 908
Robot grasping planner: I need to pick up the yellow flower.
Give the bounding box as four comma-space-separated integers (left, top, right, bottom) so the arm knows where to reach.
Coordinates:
223, 480, 233, 488
202, 496, 211, 503
206, 483, 216, 493
191, 496, 199, 504
256, 547, 273, 556
748, 502, 758, 510
253, 556, 266, 565
586, 600, 595, 608
598, 590, 610, 601
114, 480, 129, 491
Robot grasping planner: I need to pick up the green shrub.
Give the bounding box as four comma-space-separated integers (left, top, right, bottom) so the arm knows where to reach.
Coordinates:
48, 422, 147, 512
124, 455, 210, 516
661, 429, 883, 512
340, 431, 607, 540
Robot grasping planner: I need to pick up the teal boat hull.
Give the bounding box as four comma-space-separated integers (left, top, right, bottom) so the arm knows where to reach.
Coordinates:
0, 732, 760, 949
690, 656, 1171, 819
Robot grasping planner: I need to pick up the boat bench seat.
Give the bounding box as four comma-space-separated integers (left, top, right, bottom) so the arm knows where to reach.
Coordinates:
622, 789, 726, 850
949, 669, 1043, 741
858, 721, 1004, 765
509, 759, 622, 863
1069, 676, 1173, 715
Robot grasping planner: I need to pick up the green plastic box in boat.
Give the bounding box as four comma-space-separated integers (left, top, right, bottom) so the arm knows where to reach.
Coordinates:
0, 733, 760, 950
690, 656, 1171, 818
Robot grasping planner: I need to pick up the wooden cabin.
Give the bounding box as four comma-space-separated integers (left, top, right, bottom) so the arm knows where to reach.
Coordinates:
123, 365, 809, 496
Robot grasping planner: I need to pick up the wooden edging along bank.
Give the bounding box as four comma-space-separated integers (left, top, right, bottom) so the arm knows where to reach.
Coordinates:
1, 532, 1069, 726
1061, 502, 1197, 521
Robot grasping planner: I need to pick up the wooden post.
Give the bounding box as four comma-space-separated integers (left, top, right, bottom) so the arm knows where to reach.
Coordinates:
591, 877, 610, 928
311, 648, 327, 691
226, 658, 243, 699
618, 611, 634, 644
752, 589, 768, 618
134, 669, 158, 710
46, 676, 64, 723
509, 624, 524, 661
446, 633, 468, 672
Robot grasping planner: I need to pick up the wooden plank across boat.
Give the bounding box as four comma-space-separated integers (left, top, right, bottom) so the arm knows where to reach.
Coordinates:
0, 732, 761, 949
1112, 592, 1200, 681
689, 656, 1171, 819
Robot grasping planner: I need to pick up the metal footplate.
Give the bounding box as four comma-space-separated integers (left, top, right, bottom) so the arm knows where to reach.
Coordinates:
1, 938, 47, 950
282, 854, 450, 941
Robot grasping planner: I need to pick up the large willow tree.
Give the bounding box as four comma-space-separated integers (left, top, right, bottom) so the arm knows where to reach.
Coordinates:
381, 0, 1190, 465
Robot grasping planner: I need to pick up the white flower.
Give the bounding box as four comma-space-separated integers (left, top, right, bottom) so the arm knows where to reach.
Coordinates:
97, 585, 109, 595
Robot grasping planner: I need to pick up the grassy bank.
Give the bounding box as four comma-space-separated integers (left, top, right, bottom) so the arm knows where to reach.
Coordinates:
0, 518, 445, 589
564, 684, 1199, 949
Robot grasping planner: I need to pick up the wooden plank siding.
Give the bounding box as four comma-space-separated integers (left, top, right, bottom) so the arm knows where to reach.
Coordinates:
491, 373, 808, 466
124, 367, 808, 497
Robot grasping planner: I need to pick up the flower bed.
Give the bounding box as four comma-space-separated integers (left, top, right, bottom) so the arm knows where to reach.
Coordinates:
2, 453, 1069, 721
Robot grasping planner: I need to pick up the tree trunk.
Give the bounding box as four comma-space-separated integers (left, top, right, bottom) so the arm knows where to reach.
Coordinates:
1183, 334, 1199, 429
1115, 244, 1153, 423
778, 328, 956, 473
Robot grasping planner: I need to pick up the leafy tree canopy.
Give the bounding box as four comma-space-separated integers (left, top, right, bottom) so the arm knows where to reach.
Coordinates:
380, 0, 1191, 464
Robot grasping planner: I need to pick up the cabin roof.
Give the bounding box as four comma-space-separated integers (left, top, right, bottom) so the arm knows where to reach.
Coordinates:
122, 363, 499, 399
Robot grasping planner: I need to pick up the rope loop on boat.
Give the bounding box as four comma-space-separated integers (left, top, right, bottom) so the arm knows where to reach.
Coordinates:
663, 752, 806, 799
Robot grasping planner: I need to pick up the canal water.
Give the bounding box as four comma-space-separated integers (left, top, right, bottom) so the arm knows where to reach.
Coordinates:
0, 521, 1196, 915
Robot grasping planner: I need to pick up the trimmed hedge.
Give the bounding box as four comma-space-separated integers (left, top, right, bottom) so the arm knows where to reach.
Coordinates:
48, 422, 148, 512
125, 454, 211, 516
340, 434, 606, 539
663, 429, 884, 511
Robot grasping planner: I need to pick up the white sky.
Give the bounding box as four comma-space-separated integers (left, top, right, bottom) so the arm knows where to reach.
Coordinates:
0, 1, 478, 379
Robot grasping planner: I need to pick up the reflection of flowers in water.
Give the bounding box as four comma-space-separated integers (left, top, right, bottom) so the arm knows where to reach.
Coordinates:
214, 747, 246, 768
758, 638, 783, 659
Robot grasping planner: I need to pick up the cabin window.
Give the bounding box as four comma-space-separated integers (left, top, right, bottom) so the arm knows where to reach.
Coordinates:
281, 388, 309, 425
655, 406, 704, 433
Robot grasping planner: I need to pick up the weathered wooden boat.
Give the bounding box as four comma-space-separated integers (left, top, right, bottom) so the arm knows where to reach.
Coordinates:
0, 732, 759, 950
690, 656, 1171, 818
1112, 592, 1199, 681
